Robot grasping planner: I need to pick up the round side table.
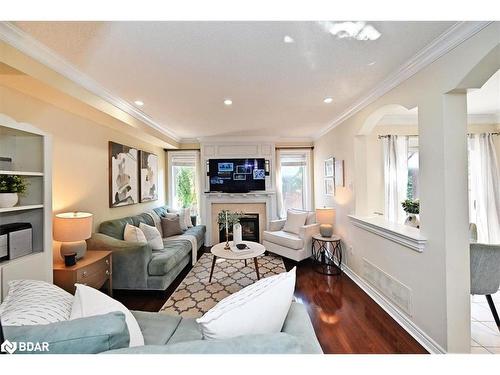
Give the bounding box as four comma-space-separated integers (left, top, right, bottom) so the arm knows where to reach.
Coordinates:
311, 234, 342, 276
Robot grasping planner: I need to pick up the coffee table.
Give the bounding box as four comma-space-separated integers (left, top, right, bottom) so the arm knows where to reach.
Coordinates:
209, 241, 266, 282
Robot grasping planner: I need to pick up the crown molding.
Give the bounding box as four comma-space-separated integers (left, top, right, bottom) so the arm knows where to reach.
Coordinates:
315, 21, 494, 139
0, 21, 181, 142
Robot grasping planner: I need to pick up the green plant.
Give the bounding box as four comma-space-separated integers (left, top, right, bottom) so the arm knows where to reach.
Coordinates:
402, 199, 419, 215
0, 175, 28, 195
217, 210, 244, 230
176, 168, 196, 208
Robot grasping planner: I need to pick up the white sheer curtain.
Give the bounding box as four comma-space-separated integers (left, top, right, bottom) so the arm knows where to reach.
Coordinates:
383, 135, 409, 223
468, 134, 500, 244
275, 148, 285, 219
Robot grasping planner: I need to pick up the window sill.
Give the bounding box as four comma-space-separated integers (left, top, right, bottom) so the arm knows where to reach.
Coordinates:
348, 215, 427, 253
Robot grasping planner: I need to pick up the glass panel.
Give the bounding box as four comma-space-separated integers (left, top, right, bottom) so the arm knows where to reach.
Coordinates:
172, 165, 198, 215
281, 164, 305, 211
407, 151, 419, 200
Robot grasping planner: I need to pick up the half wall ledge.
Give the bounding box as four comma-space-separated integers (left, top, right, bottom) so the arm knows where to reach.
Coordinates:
348, 215, 427, 253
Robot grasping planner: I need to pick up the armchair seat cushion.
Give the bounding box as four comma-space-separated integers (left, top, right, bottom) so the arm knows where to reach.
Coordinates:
263, 230, 304, 250
148, 240, 192, 276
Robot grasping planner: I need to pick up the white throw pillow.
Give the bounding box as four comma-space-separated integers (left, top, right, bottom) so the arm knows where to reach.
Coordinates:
283, 210, 308, 234
123, 223, 147, 243
139, 222, 163, 250
196, 268, 296, 340
70, 284, 144, 347
178, 209, 188, 231
185, 208, 194, 228
0, 280, 73, 326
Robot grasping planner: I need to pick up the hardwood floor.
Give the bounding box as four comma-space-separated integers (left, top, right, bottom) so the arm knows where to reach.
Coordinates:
114, 249, 427, 354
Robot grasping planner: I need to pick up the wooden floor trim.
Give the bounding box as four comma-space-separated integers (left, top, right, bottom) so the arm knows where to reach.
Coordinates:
342, 264, 446, 354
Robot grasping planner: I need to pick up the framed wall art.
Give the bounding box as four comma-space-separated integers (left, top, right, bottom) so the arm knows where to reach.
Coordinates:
140, 150, 159, 202
109, 141, 139, 207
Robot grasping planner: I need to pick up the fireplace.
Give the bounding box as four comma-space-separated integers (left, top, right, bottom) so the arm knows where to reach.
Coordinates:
219, 213, 260, 243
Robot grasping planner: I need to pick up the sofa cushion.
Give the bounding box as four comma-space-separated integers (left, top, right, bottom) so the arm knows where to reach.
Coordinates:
184, 225, 206, 246
131, 310, 181, 345
4, 312, 129, 354
161, 216, 184, 237
104, 333, 302, 354
263, 230, 304, 250
124, 223, 147, 244
165, 317, 203, 344
148, 240, 192, 276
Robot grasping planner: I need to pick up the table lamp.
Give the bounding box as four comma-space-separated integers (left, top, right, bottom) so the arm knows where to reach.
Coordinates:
53, 212, 93, 260
316, 207, 336, 237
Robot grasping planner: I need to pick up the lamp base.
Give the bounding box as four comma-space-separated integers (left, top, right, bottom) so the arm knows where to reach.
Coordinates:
60, 240, 87, 260
319, 224, 333, 237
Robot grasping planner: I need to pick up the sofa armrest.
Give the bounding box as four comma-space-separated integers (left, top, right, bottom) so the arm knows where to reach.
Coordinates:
299, 223, 320, 253
268, 219, 286, 232
87, 233, 153, 289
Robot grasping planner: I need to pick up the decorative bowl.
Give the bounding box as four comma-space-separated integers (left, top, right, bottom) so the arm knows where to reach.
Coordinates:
236, 243, 248, 250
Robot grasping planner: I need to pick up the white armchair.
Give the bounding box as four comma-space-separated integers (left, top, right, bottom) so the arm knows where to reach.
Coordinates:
263, 214, 320, 262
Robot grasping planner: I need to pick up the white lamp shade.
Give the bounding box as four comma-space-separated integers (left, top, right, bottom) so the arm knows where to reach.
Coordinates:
53, 212, 93, 242
316, 208, 335, 225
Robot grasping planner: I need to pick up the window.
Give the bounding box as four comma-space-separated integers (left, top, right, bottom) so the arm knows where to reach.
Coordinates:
407, 136, 419, 200
278, 150, 312, 213
169, 152, 200, 216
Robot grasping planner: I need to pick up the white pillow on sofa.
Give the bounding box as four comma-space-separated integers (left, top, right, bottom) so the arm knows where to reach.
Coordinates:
70, 284, 144, 347
0, 279, 73, 326
283, 210, 308, 235
196, 268, 296, 340
123, 223, 147, 244
139, 222, 163, 250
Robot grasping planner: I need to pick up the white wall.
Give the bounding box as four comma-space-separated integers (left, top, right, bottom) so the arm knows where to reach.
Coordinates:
314, 24, 500, 352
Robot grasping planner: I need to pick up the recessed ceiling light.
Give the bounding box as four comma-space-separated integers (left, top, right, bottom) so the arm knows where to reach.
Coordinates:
368, 61, 376, 66
134, 100, 144, 106
224, 99, 233, 106
283, 35, 295, 44
323, 97, 333, 104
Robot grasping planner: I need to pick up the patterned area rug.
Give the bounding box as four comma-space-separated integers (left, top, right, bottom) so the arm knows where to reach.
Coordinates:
159, 252, 286, 318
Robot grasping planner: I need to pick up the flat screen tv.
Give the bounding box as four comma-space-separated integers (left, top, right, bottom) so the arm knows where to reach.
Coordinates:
208, 158, 266, 193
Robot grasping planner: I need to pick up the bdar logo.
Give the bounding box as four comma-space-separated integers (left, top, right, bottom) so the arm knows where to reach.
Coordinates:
1, 339, 17, 354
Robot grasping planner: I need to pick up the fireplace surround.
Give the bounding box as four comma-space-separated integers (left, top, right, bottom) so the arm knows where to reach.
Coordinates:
219, 213, 260, 243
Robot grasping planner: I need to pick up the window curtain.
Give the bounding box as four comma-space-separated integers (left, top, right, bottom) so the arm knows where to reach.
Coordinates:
382, 135, 409, 223
468, 134, 500, 244
275, 148, 285, 219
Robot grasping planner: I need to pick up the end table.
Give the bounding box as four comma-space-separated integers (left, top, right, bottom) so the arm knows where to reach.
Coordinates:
311, 234, 342, 276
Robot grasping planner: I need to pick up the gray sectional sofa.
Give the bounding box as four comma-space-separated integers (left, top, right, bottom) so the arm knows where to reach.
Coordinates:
4, 302, 323, 354
87, 206, 206, 291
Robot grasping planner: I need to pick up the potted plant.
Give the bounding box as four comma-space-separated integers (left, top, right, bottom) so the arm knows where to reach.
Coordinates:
402, 199, 420, 228
0, 175, 28, 208
217, 210, 244, 249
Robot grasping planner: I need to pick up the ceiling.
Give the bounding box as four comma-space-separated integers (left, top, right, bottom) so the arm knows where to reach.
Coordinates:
12, 21, 457, 141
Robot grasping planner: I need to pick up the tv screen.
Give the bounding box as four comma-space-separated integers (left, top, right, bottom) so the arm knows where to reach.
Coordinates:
209, 158, 266, 193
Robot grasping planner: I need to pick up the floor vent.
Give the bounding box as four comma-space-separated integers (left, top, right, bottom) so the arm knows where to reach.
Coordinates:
362, 258, 413, 316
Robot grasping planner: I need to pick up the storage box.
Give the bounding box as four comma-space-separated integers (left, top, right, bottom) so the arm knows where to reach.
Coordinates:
0, 223, 33, 261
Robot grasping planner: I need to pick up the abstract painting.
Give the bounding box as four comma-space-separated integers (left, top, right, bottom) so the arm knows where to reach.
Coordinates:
140, 150, 158, 202
109, 141, 138, 207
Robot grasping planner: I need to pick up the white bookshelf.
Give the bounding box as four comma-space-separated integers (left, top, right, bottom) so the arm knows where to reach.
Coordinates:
0, 113, 53, 300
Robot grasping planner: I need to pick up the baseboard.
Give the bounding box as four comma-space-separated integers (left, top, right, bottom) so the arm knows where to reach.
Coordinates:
342, 264, 446, 354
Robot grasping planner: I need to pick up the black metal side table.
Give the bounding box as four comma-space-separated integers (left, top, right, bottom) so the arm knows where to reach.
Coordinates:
311, 234, 342, 276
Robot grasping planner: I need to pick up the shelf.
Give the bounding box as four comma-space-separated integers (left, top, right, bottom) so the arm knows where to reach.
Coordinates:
348, 215, 427, 253
0, 170, 44, 176
0, 204, 44, 213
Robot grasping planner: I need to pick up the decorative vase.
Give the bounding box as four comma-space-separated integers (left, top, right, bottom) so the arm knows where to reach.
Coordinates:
404, 214, 420, 229
233, 223, 242, 245
0, 193, 18, 208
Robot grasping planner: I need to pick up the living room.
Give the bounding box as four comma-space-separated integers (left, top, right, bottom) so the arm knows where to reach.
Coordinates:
0, 1, 499, 372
